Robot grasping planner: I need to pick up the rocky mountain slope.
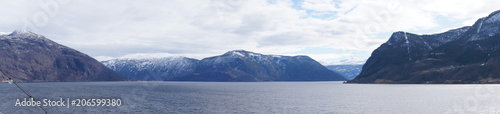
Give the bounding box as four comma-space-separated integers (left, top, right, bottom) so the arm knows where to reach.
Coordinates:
349, 10, 500, 84
0, 30, 123, 82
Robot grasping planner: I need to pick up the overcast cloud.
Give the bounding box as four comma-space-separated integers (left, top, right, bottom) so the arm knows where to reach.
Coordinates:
0, 0, 499, 65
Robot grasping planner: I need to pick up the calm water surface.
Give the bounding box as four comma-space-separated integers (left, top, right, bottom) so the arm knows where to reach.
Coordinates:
1, 81, 499, 114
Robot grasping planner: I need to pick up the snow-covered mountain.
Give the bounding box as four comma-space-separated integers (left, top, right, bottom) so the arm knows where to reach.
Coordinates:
0, 30, 123, 82
174, 50, 346, 81
350, 10, 500, 84
322, 58, 366, 66
103, 50, 347, 81
102, 57, 198, 81
326, 65, 362, 80
463, 10, 500, 41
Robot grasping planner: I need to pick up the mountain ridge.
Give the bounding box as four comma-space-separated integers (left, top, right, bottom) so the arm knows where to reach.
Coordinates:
349, 10, 500, 84
0, 30, 124, 82
103, 50, 347, 81
326, 64, 362, 80
102, 56, 198, 81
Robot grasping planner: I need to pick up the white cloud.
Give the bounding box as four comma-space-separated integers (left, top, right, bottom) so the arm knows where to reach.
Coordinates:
0, 32, 10, 35
0, 0, 498, 64
302, 0, 339, 12
419, 0, 500, 19
462, 18, 479, 26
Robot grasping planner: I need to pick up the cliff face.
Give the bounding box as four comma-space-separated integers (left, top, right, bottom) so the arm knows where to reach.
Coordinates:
0, 30, 123, 82
349, 10, 500, 84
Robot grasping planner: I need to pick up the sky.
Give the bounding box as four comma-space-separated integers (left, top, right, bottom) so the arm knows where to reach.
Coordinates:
0, 0, 499, 65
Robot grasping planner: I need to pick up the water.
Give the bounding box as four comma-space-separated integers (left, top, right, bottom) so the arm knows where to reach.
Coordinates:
1, 82, 500, 114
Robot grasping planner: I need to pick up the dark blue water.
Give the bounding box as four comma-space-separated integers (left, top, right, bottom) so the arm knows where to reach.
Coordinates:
1, 82, 499, 113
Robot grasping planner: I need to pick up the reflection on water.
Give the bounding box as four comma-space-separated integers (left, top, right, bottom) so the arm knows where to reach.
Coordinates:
1, 81, 499, 113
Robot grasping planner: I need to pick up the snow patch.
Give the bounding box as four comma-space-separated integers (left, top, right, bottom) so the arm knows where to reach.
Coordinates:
102, 55, 198, 77
248, 52, 258, 57
232, 51, 245, 57
475, 44, 484, 50
418, 36, 432, 50
404, 32, 412, 60
9, 29, 39, 37
485, 11, 500, 23
477, 19, 483, 33
271, 55, 283, 58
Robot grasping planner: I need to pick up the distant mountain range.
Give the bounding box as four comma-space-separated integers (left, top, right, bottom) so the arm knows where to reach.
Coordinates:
349, 10, 500, 84
102, 57, 198, 81
0, 30, 123, 82
103, 50, 347, 81
0, 30, 347, 82
326, 65, 362, 80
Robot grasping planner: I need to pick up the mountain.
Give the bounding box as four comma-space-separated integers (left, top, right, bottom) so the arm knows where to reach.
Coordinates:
0, 30, 123, 82
102, 57, 198, 81
326, 64, 362, 80
174, 50, 346, 81
103, 50, 346, 81
349, 10, 500, 84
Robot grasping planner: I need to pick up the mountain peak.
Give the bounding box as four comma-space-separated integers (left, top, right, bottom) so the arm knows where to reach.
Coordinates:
461, 9, 500, 41
10, 29, 35, 35
484, 10, 500, 23
227, 50, 253, 54
0, 29, 123, 82
7, 29, 42, 38
386, 31, 413, 45
350, 10, 500, 84
224, 50, 262, 57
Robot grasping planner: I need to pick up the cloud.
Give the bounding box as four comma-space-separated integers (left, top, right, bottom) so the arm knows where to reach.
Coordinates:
302, 0, 339, 12
0, 32, 10, 35
0, 0, 499, 64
